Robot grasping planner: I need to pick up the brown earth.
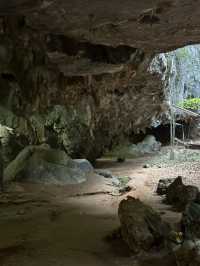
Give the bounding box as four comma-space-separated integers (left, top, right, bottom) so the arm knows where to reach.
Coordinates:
1, 148, 200, 266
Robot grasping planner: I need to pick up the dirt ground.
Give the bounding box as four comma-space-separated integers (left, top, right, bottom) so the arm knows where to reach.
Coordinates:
1, 147, 200, 266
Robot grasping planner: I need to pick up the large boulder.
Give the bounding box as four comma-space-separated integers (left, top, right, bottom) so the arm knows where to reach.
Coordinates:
4, 145, 89, 185
166, 176, 199, 210
118, 197, 170, 253
136, 135, 161, 154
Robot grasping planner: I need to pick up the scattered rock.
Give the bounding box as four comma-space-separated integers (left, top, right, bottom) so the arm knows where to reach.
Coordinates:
118, 175, 131, 187
137, 135, 161, 154
17, 209, 26, 215
117, 157, 126, 163
95, 169, 113, 179
174, 239, 200, 266
0, 152, 4, 192
118, 197, 170, 253
166, 176, 199, 210
181, 202, 200, 240
107, 135, 161, 159
156, 178, 175, 195
111, 177, 121, 187
143, 164, 150, 168
118, 185, 132, 194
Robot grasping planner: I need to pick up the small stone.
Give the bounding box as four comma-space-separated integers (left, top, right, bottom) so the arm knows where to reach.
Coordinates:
117, 157, 126, 163
95, 169, 113, 179
143, 164, 150, 168
17, 209, 26, 215
156, 178, 175, 195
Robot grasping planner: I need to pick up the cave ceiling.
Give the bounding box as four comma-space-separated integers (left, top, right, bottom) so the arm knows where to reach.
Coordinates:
0, 0, 199, 52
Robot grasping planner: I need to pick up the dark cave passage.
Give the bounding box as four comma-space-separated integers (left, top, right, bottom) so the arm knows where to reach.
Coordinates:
131, 121, 191, 145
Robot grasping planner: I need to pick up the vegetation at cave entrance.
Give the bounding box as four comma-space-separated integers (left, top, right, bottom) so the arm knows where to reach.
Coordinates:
178, 97, 200, 110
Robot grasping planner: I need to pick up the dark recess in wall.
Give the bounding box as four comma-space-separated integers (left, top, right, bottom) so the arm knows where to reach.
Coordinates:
131, 121, 191, 145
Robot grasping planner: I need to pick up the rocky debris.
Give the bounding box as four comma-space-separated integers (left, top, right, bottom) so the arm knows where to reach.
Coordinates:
107, 135, 161, 159
118, 197, 170, 253
4, 145, 89, 185
166, 176, 199, 210
137, 135, 161, 154
118, 185, 132, 194
181, 202, 200, 240
111, 177, 121, 187
174, 239, 200, 266
156, 178, 175, 195
0, 151, 4, 192
143, 164, 150, 168
0, 125, 18, 165
95, 169, 131, 189
95, 169, 113, 179
116, 157, 126, 163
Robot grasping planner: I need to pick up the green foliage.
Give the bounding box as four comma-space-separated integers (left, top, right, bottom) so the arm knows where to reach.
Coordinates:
178, 98, 200, 110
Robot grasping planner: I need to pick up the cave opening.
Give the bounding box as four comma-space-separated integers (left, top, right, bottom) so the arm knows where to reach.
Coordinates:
130, 120, 191, 146
1, 6, 200, 266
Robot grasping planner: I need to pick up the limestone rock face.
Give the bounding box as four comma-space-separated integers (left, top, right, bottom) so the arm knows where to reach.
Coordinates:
151, 45, 200, 106
0, 16, 166, 161
1, 1, 200, 52
0, 1, 199, 160
118, 197, 170, 253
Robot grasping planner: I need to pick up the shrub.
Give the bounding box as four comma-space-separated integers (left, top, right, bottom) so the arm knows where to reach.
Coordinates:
178, 98, 200, 110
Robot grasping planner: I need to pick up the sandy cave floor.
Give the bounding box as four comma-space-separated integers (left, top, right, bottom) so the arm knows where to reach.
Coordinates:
1, 147, 200, 266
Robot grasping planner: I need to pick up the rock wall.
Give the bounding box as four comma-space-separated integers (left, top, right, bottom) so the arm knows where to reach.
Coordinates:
151, 45, 200, 105
1, 1, 200, 160
0, 16, 167, 161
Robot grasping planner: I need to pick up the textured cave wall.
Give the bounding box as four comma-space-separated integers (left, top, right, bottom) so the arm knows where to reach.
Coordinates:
0, 16, 167, 160
1, 0, 200, 160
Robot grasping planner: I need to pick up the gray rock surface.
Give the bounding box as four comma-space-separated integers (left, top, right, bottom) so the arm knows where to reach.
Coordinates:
107, 135, 161, 159
151, 45, 200, 106
4, 145, 88, 185
73, 159, 93, 173
95, 169, 114, 179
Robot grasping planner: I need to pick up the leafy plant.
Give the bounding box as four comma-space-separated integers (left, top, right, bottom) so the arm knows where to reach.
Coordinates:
178, 98, 200, 110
